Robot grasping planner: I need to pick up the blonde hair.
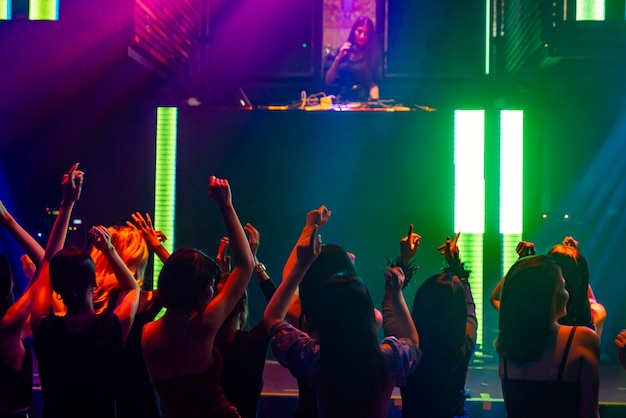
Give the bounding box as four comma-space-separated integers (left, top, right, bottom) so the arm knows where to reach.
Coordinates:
91, 226, 148, 314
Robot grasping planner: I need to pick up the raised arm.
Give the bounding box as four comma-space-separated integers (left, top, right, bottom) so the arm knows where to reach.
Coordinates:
383, 266, 418, 344
244, 223, 277, 301
90, 225, 140, 342
203, 176, 255, 329
127, 212, 170, 263
265, 220, 322, 330
0, 200, 45, 271
383, 224, 420, 336
31, 163, 83, 334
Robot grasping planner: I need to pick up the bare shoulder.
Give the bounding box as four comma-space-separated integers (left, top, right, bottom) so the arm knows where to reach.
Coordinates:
574, 326, 600, 346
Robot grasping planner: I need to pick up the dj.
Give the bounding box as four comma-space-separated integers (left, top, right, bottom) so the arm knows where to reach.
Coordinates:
324, 16, 383, 102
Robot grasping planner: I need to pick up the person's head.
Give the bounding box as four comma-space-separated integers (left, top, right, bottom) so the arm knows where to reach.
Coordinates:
298, 244, 358, 331
91, 226, 148, 313
158, 248, 221, 315
411, 272, 467, 363
496, 255, 568, 362
347, 16, 376, 49
547, 244, 592, 328
0, 253, 13, 318
49, 247, 97, 309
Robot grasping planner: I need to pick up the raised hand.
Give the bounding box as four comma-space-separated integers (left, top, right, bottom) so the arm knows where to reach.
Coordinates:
61, 162, 84, 205
400, 224, 421, 264
305, 205, 331, 229
90, 225, 113, 252
215, 236, 231, 272
208, 176, 232, 209
438, 232, 461, 262
127, 212, 164, 250
515, 241, 536, 258
244, 223, 260, 259
563, 236, 578, 248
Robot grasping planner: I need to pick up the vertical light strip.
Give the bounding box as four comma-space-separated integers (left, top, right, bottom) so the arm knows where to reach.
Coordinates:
454, 110, 485, 347
485, 0, 491, 74
500, 110, 524, 274
576, 0, 605, 20
154, 107, 178, 284
0, 0, 10, 20
29, 0, 59, 20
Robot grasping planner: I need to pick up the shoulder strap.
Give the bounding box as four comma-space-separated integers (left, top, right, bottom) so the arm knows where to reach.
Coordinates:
557, 326, 577, 380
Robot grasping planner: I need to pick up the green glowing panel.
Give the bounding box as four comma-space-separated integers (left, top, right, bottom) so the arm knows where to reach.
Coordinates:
458, 232, 484, 348
29, 0, 59, 20
501, 233, 522, 277
485, 0, 490, 74
576, 0, 605, 21
499, 110, 523, 234
154, 107, 178, 285
454, 110, 485, 233
0, 0, 10, 20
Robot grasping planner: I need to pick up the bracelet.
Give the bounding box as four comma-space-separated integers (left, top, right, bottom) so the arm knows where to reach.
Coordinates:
254, 263, 266, 275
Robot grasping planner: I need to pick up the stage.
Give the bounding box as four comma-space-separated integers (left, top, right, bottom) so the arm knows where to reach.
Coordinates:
259, 359, 626, 417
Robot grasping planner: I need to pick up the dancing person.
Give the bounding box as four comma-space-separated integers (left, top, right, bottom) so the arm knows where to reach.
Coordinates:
497, 255, 600, 418
324, 16, 382, 101
392, 232, 477, 418
264, 207, 421, 418
31, 163, 141, 418
0, 199, 47, 417
214, 224, 277, 418
490, 237, 606, 337
141, 176, 255, 418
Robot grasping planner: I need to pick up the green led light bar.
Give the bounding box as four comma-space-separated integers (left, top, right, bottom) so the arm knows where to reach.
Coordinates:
454, 110, 485, 234
499, 110, 523, 235
154, 107, 178, 283
0, 0, 10, 20
485, 0, 490, 74
576, 0, 605, 21
454, 109, 486, 347
499, 110, 524, 276
29, 0, 59, 20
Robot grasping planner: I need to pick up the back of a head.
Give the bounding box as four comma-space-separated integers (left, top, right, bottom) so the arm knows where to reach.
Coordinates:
299, 244, 357, 330
92, 226, 148, 313
497, 255, 561, 362
316, 274, 385, 415
49, 247, 96, 308
411, 272, 467, 365
0, 253, 13, 318
158, 248, 221, 314
547, 244, 592, 328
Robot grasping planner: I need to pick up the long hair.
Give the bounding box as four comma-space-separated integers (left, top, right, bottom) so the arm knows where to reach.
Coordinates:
345, 16, 381, 82
314, 274, 386, 417
347, 16, 376, 50
548, 244, 593, 329
404, 272, 469, 416
411, 272, 467, 372
49, 247, 96, 308
91, 226, 148, 314
0, 253, 13, 318
158, 248, 221, 315
496, 255, 563, 362
298, 244, 357, 332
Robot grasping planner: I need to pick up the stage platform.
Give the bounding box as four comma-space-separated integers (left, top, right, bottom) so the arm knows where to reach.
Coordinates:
259, 360, 626, 418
